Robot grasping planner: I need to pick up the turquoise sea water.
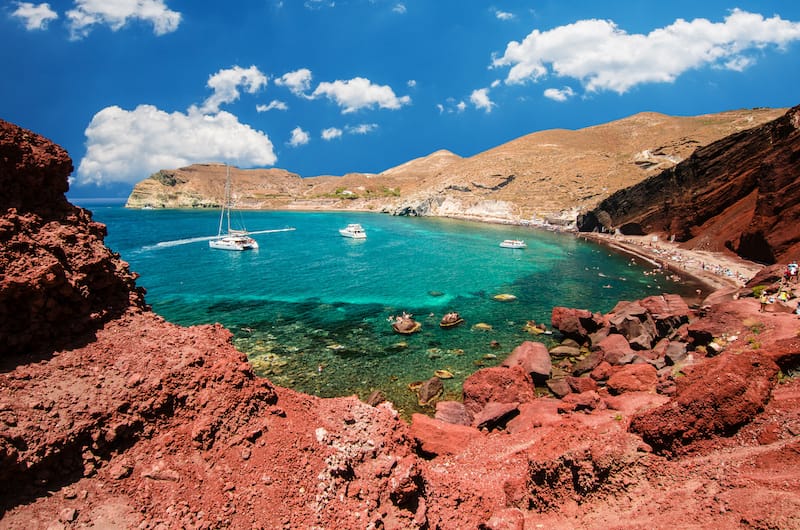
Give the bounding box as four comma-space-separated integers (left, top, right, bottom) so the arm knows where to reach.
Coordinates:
82, 202, 701, 417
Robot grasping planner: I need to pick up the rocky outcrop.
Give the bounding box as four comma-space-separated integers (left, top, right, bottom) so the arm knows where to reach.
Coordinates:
578, 105, 800, 264
0, 119, 145, 356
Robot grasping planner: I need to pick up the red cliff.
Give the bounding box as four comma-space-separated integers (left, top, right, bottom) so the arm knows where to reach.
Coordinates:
578, 105, 800, 264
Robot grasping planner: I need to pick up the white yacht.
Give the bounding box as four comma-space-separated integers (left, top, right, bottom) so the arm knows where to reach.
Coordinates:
209, 166, 259, 251
499, 239, 526, 249
339, 223, 367, 239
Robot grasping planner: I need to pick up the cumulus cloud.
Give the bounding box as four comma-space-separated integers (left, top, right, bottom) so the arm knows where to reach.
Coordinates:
321, 127, 342, 141
495, 9, 514, 21
66, 0, 181, 40
492, 9, 800, 94
289, 127, 310, 147
543, 86, 575, 102
311, 77, 411, 113
11, 2, 58, 30
200, 65, 267, 114
470, 88, 495, 112
76, 105, 276, 185
256, 100, 288, 112
275, 68, 313, 96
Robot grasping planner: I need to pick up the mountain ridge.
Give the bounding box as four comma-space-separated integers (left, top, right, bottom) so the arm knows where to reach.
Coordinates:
126, 107, 786, 223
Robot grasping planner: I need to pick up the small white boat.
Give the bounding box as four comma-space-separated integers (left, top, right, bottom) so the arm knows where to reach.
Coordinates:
339, 223, 367, 239
210, 166, 259, 251
499, 239, 526, 249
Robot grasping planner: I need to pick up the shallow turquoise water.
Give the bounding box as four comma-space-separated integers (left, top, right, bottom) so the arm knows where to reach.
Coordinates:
84, 203, 700, 417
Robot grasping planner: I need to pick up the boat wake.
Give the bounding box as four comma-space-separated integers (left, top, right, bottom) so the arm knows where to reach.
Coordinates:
142, 227, 296, 250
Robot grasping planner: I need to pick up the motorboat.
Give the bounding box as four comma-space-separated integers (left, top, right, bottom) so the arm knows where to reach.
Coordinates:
339, 223, 367, 239
209, 166, 259, 251
499, 239, 526, 249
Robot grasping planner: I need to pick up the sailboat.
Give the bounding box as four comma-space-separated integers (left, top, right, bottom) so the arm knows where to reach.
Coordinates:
209, 165, 259, 251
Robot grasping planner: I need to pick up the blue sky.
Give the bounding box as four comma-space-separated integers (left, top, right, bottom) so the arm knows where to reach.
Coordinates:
2, 1, 799, 199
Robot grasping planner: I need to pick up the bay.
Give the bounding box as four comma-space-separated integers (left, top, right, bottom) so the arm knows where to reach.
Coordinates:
83, 203, 701, 417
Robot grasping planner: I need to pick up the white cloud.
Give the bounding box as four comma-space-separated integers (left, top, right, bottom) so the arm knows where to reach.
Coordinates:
543, 86, 575, 102
456, 101, 467, 112
200, 65, 267, 114
289, 127, 310, 147
407, 79, 417, 88
470, 88, 495, 113
256, 100, 288, 112
347, 123, 378, 135
76, 105, 276, 185
492, 9, 800, 94
275, 68, 313, 96
11, 2, 58, 30
66, 0, 181, 40
495, 9, 514, 21
321, 127, 342, 141
392, 3, 406, 15
311, 77, 411, 113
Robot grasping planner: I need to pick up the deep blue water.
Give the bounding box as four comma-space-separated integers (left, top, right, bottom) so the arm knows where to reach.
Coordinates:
80, 202, 700, 416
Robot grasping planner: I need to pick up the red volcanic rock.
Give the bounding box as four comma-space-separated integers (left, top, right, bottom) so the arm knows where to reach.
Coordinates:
608, 301, 658, 350
565, 376, 598, 394
550, 306, 604, 343
595, 333, 635, 364
472, 401, 520, 431
501, 340, 552, 383
629, 350, 780, 455
434, 400, 472, 426
607, 364, 659, 395
409, 413, 481, 457
0, 120, 145, 356
580, 105, 800, 264
462, 365, 536, 415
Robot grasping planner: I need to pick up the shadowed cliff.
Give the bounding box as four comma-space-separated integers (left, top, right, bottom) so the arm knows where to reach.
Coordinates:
578, 105, 800, 264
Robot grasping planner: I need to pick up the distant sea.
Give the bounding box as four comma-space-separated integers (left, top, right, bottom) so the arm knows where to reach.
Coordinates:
78, 202, 702, 417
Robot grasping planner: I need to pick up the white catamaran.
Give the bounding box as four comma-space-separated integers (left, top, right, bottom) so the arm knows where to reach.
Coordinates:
209, 166, 259, 251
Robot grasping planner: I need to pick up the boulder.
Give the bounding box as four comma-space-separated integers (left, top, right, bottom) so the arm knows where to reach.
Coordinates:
434, 401, 472, 426
638, 294, 691, 339
572, 351, 603, 376
595, 333, 635, 365
472, 401, 520, 431
550, 307, 605, 343
462, 366, 535, 415
565, 376, 598, 394
559, 391, 604, 413
546, 378, 571, 398
607, 364, 658, 395
629, 351, 780, 455
501, 341, 552, 383
608, 302, 658, 350
409, 414, 481, 457
417, 376, 444, 406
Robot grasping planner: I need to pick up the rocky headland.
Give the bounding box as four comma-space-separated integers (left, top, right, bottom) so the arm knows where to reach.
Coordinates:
2, 118, 800, 529
126, 107, 785, 225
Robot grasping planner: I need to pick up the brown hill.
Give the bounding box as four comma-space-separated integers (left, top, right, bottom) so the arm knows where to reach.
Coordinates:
126, 108, 785, 222
578, 105, 800, 265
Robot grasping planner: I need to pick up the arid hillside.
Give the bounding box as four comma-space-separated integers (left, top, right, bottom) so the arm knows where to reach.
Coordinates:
126, 108, 785, 223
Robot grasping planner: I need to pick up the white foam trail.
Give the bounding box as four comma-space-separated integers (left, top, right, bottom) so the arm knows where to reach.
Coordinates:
142, 227, 295, 250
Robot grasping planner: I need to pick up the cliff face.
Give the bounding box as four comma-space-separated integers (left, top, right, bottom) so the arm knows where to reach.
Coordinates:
0, 119, 145, 356
125, 108, 785, 223
578, 105, 800, 264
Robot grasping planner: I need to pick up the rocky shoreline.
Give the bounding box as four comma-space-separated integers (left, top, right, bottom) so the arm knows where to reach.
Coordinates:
3, 119, 800, 528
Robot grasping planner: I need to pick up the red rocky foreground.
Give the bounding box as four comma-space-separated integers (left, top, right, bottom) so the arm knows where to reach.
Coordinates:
2, 119, 800, 529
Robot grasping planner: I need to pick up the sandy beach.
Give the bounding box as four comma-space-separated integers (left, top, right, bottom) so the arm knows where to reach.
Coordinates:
578, 232, 764, 294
